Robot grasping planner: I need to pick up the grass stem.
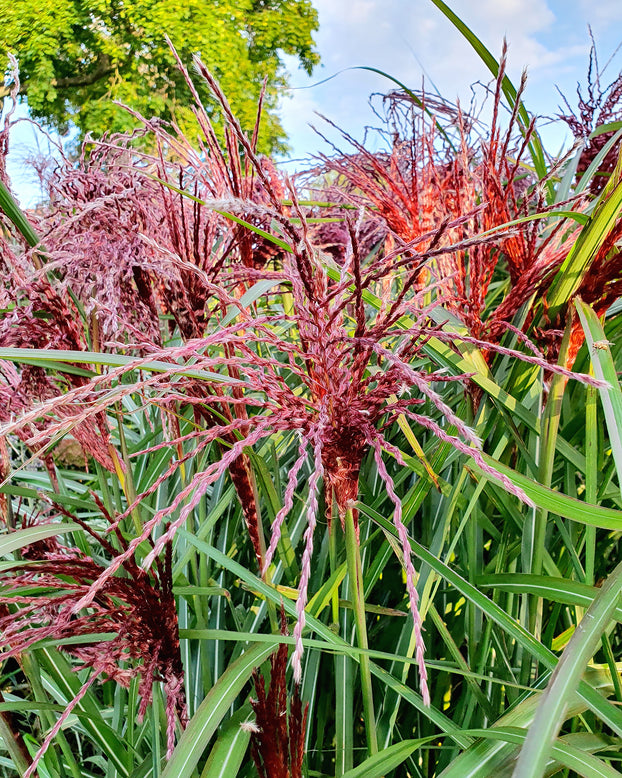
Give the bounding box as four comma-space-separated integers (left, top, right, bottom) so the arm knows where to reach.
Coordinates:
344, 507, 378, 757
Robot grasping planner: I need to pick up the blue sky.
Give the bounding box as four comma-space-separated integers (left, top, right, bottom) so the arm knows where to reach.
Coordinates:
5, 0, 622, 203
278, 0, 622, 161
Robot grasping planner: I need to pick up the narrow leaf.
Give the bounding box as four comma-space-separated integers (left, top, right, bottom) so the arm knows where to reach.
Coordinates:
513, 560, 622, 778
0, 524, 81, 557
161, 643, 273, 778
200, 705, 252, 778
546, 181, 622, 318
341, 739, 422, 778
575, 298, 622, 499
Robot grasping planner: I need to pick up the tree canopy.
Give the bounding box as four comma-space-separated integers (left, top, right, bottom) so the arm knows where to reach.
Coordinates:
0, 0, 319, 152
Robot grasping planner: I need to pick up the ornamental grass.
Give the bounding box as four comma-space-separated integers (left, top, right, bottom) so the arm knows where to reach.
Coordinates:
0, 17, 622, 778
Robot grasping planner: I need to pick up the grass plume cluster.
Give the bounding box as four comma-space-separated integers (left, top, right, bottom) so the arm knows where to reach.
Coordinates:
0, 15, 621, 778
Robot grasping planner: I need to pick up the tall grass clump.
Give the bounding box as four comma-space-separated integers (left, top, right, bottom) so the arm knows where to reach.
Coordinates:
1, 12, 622, 778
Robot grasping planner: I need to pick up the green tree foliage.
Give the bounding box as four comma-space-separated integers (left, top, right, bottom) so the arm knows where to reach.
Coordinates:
0, 0, 319, 152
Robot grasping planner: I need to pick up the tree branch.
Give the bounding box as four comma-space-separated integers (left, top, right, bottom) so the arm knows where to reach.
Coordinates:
0, 53, 115, 99
55, 53, 114, 88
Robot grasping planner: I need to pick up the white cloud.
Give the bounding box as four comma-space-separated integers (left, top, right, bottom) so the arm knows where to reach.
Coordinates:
279, 0, 622, 159
577, 0, 622, 27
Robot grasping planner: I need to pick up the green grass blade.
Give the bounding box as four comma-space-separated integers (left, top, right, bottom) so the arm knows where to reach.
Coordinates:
344, 507, 378, 757
340, 738, 426, 778
0, 180, 41, 249
478, 573, 622, 622
199, 704, 252, 778
354, 67, 456, 150
555, 143, 584, 204
160, 643, 274, 778
575, 298, 622, 499
575, 128, 622, 194
436, 673, 613, 777
512, 560, 622, 778
0, 707, 30, 777
441, 727, 621, 778
585, 370, 599, 585
142, 174, 294, 252
37, 649, 131, 777
472, 454, 622, 529
0, 485, 94, 511
0, 348, 240, 384
546, 180, 622, 319
219, 279, 284, 327
0, 524, 81, 557
334, 647, 354, 775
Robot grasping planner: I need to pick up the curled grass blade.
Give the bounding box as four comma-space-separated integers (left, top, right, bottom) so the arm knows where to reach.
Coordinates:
478, 573, 622, 622
427, 0, 548, 182
471, 454, 622, 529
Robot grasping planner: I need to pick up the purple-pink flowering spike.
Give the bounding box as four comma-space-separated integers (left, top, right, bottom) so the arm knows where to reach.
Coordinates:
369, 436, 430, 706
263, 440, 310, 575
143, 423, 279, 569
292, 415, 326, 683
431, 329, 608, 389
5, 48, 622, 764
69, 422, 277, 615
24, 671, 100, 778
400, 410, 534, 507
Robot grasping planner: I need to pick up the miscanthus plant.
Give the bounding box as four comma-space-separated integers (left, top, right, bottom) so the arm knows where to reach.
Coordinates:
1, 11, 622, 778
